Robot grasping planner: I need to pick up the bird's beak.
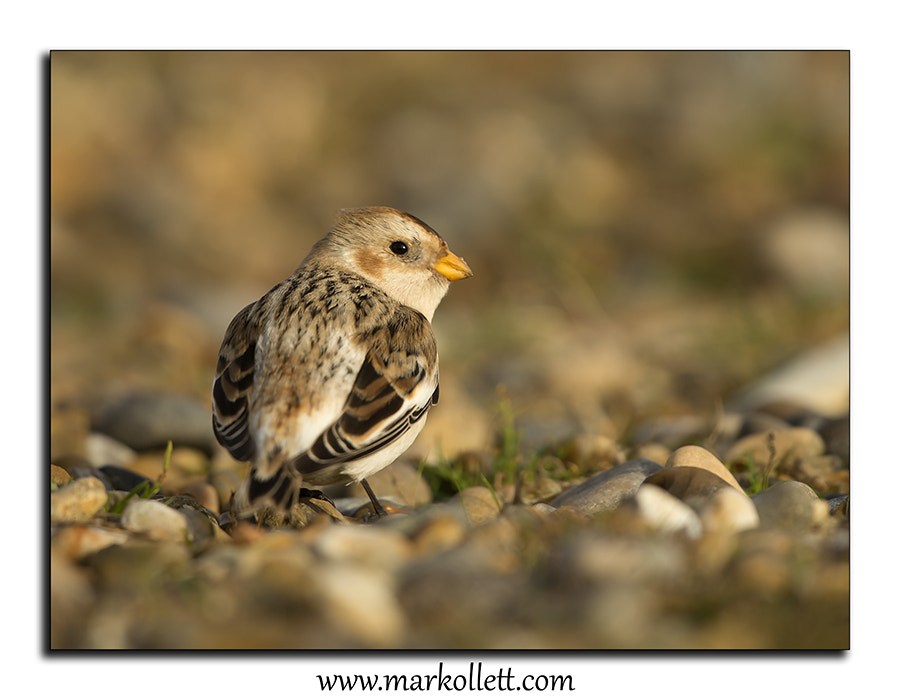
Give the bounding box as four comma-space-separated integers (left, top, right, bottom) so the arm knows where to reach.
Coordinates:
434, 250, 473, 281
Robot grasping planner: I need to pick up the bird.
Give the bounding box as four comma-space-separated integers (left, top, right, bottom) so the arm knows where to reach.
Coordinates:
212, 206, 472, 520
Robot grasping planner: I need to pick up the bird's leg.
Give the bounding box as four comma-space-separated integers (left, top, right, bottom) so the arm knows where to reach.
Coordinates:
360, 478, 388, 518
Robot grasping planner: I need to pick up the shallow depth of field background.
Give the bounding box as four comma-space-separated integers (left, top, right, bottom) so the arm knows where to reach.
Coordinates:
50, 51, 849, 459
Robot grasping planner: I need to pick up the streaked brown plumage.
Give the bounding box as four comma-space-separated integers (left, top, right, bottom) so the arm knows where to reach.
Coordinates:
212, 207, 472, 517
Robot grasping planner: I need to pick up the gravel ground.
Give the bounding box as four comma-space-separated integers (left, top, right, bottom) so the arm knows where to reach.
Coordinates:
49, 51, 850, 651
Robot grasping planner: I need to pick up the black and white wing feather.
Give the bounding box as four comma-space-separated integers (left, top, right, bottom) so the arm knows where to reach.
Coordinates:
211, 302, 260, 463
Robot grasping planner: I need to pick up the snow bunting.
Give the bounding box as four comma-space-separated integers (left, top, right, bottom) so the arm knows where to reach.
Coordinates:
212, 207, 472, 518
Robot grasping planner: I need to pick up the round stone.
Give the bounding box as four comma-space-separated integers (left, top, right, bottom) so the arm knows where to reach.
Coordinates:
452, 486, 501, 525
52, 525, 130, 560
634, 484, 703, 538
725, 427, 826, 469
51, 464, 73, 488
92, 393, 217, 454
50, 476, 108, 523
698, 486, 760, 533
121, 499, 191, 542
643, 466, 738, 503
312, 524, 413, 570
550, 458, 663, 514
344, 460, 433, 507
665, 445, 743, 492
751, 480, 827, 531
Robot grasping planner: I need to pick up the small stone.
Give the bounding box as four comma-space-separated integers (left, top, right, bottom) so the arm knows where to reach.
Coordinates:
92, 393, 217, 454
177, 480, 220, 514
312, 563, 406, 647
633, 443, 671, 467
50, 476, 108, 523
634, 484, 703, 538
163, 446, 211, 477
665, 445, 743, 492
761, 208, 849, 300
530, 502, 558, 517
121, 499, 191, 542
643, 467, 737, 504
85, 432, 137, 469
343, 460, 433, 507
84, 540, 191, 593
751, 480, 825, 531
312, 525, 413, 571
725, 428, 825, 471
550, 458, 663, 514
52, 525, 130, 560
827, 494, 849, 517
452, 486, 501, 525
729, 333, 849, 416
50, 404, 90, 463
405, 509, 469, 554
698, 486, 760, 533
49, 549, 94, 648
562, 434, 627, 468
737, 412, 793, 439
51, 464, 73, 488
819, 414, 850, 469
631, 415, 711, 448
178, 506, 230, 550
209, 468, 243, 511
97, 465, 154, 492
546, 531, 686, 587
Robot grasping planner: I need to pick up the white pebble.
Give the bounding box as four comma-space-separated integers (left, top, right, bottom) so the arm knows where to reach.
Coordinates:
635, 484, 703, 539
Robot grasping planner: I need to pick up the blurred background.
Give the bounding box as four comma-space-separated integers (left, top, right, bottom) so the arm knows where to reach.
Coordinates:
49, 51, 849, 463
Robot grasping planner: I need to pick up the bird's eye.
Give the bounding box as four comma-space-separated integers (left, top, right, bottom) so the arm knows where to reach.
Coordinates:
389, 241, 409, 256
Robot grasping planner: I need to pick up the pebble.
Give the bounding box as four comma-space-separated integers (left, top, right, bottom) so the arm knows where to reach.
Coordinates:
84, 432, 137, 469
729, 333, 849, 416
50, 476, 109, 523
632, 443, 672, 468
312, 524, 413, 571
401, 508, 469, 554
49, 549, 95, 648
51, 464, 73, 488
52, 525, 130, 560
92, 393, 217, 454
177, 480, 220, 514
85, 540, 192, 594
561, 434, 627, 469
550, 458, 663, 514
664, 445, 743, 492
342, 460, 433, 506
121, 499, 192, 542
643, 466, 739, 504
751, 480, 828, 531
97, 465, 154, 492
633, 484, 703, 538
827, 494, 849, 517
452, 485, 501, 525
698, 486, 760, 533
630, 415, 711, 448
208, 468, 243, 510
546, 531, 686, 587
312, 563, 406, 647
760, 208, 849, 300
177, 506, 230, 551
726, 427, 826, 469
50, 404, 90, 463
819, 415, 850, 469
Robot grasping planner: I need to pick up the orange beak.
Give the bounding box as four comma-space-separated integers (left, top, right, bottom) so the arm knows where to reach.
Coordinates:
434, 250, 473, 281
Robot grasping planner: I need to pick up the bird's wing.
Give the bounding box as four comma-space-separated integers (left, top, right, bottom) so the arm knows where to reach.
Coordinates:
212, 301, 260, 462
292, 308, 439, 475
